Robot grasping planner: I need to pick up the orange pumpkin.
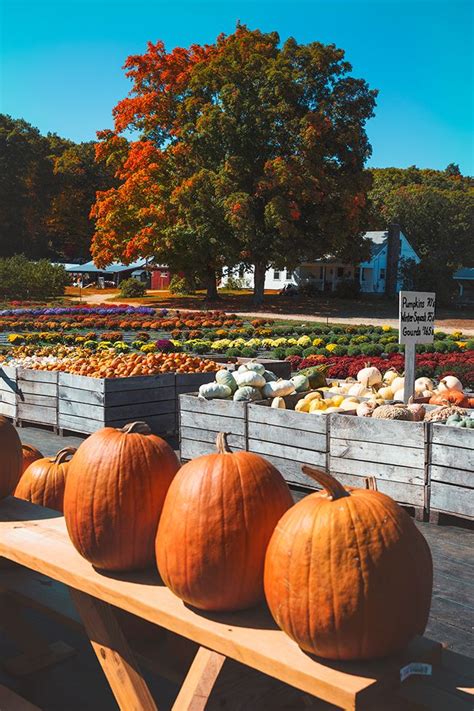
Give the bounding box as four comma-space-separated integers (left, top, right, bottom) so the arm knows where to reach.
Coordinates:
64, 422, 179, 571
429, 389, 469, 407
264, 466, 433, 661
0, 416, 23, 499
15, 447, 75, 512
21, 444, 43, 474
156, 433, 293, 611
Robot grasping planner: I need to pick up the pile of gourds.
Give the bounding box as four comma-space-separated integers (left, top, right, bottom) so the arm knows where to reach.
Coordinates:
0, 415, 433, 662
198, 361, 327, 402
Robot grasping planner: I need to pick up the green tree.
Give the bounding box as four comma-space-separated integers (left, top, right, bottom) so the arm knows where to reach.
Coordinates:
92, 26, 377, 303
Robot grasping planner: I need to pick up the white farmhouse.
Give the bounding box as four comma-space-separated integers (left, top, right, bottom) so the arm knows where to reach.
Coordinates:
222, 225, 420, 295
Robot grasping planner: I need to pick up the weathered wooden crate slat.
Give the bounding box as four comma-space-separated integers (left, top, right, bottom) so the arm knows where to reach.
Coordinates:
17, 368, 58, 427
247, 395, 329, 489
0, 365, 17, 419
428, 423, 474, 520
329, 413, 427, 509
179, 393, 248, 460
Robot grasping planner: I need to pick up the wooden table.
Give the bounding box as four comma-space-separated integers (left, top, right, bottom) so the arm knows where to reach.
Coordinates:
0, 497, 458, 710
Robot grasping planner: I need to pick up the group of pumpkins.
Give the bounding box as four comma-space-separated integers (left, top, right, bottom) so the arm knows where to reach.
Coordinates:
1, 415, 433, 662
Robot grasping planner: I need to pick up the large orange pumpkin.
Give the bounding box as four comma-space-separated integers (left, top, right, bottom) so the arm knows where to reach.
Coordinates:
21, 444, 44, 474
15, 447, 75, 512
156, 432, 293, 611
63, 422, 179, 571
429, 389, 469, 407
0, 416, 22, 499
264, 466, 433, 661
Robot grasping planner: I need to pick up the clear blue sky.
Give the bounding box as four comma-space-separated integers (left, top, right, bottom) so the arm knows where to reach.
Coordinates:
1, 0, 473, 173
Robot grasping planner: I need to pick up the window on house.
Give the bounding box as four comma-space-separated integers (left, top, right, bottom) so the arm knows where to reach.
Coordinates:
380, 268, 386, 279
337, 267, 344, 277
361, 269, 366, 281
286, 269, 293, 279
238, 265, 245, 278
355, 267, 361, 278
273, 270, 281, 280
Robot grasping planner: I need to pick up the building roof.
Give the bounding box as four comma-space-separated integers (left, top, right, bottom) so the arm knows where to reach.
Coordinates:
453, 267, 474, 281
65, 260, 148, 274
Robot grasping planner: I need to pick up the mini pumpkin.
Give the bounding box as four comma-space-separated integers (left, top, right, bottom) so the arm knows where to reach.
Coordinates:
21, 444, 44, 474
264, 466, 433, 661
0, 416, 22, 500
156, 433, 293, 611
15, 447, 76, 512
64, 422, 179, 571
429, 390, 469, 407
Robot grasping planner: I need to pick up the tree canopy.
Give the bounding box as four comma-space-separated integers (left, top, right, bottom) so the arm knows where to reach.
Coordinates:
91, 25, 377, 301
0, 115, 115, 261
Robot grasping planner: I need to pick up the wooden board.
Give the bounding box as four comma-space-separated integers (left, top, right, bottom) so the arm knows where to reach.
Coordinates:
428, 424, 474, 520
179, 393, 248, 459
14, 369, 59, 427
0, 497, 442, 710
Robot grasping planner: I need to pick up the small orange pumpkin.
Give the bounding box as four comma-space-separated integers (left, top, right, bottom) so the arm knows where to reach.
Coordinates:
0, 416, 23, 500
264, 466, 433, 661
429, 389, 469, 407
21, 444, 44, 474
64, 422, 179, 571
156, 433, 294, 611
15, 447, 76, 512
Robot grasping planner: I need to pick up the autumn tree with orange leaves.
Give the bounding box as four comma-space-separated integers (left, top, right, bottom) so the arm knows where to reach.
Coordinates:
91, 25, 377, 303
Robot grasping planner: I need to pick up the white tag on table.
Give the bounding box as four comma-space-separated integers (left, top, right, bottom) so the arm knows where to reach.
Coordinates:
400, 662, 432, 682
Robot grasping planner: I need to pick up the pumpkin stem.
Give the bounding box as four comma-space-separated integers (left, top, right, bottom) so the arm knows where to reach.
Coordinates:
365, 476, 378, 491
52, 447, 77, 464
301, 466, 350, 500
22, 444, 41, 455
216, 432, 232, 454
121, 421, 152, 435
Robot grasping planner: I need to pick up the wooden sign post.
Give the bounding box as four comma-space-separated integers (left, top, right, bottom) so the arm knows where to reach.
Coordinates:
399, 291, 436, 403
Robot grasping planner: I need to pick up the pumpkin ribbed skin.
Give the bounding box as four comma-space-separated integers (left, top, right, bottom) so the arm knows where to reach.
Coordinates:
156, 433, 293, 612
0, 416, 22, 499
15, 447, 75, 512
63, 422, 179, 572
264, 468, 433, 661
21, 444, 43, 474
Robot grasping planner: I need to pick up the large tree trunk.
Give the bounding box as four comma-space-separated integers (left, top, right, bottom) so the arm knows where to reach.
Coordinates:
253, 262, 267, 305
205, 266, 219, 301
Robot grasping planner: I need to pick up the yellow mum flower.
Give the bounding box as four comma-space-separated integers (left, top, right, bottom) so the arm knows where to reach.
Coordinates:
326, 343, 338, 352
456, 341, 467, 348
382, 325, 392, 332
312, 337, 323, 346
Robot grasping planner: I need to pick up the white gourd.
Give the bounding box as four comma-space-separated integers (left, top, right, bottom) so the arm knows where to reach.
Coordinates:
383, 369, 400, 385
414, 377, 433, 393
234, 370, 266, 388
243, 361, 266, 375
237, 364, 250, 373
438, 376, 463, 392
391, 376, 405, 393
215, 370, 238, 393
271, 397, 286, 409
233, 386, 262, 402
357, 366, 382, 387
348, 382, 372, 397
262, 379, 295, 398
393, 388, 405, 401
198, 383, 232, 400
377, 386, 394, 400
291, 374, 310, 393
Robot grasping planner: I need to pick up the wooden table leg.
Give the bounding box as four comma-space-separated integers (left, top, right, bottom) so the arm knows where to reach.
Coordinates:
172, 646, 226, 711
69, 588, 158, 711
0, 592, 75, 676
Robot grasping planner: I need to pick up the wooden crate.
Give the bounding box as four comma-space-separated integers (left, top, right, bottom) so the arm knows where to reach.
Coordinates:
247, 395, 328, 488
329, 414, 427, 510
0, 365, 17, 420
428, 423, 474, 520
179, 393, 248, 460
58, 372, 176, 435
17, 368, 58, 427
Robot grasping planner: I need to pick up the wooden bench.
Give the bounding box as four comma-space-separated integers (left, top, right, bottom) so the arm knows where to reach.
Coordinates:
0, 497, 472, 711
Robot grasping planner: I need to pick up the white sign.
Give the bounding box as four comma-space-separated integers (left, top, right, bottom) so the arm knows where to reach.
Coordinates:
399, 291, 436, 345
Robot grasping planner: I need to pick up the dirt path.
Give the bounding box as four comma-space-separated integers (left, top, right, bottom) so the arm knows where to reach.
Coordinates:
70, 291, 474, 335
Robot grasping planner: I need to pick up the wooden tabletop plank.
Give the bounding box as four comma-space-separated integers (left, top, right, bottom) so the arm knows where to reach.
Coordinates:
0, 497, 440, 710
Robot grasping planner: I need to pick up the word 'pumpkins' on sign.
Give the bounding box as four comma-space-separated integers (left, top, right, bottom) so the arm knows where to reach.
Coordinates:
64, 422, 179, 572
156, 433, 293, 612
264, 467, 433, 661
15, 447, 76, 512
0, 416, 22, 499
21, 444, 43, 474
